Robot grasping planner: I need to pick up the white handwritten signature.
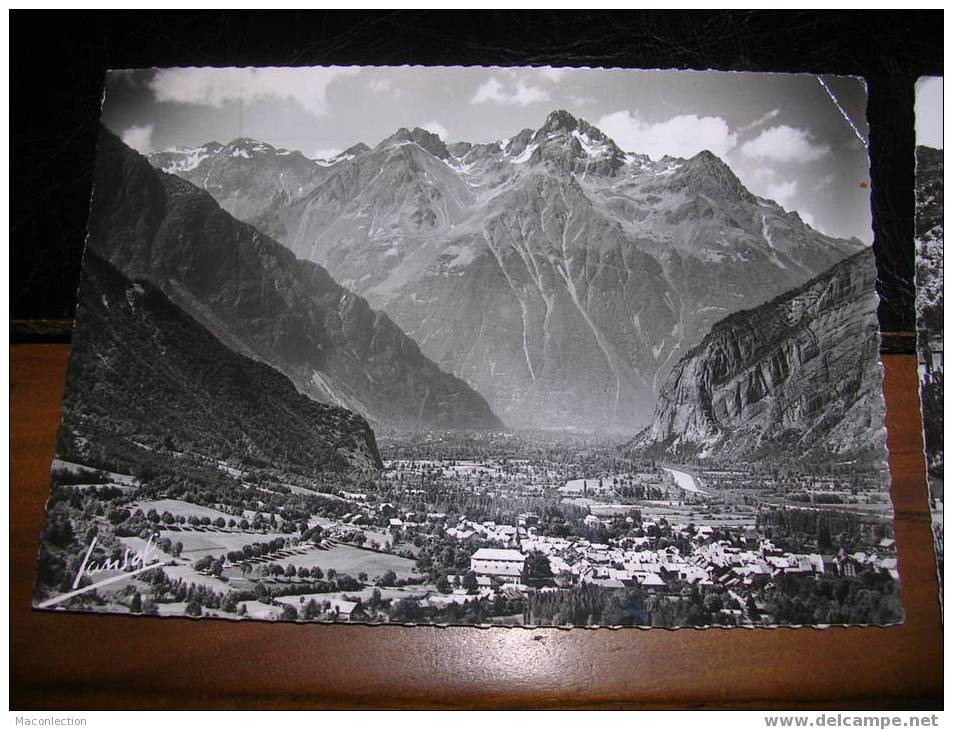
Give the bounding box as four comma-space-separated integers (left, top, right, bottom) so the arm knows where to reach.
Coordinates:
36, 533, 170, 609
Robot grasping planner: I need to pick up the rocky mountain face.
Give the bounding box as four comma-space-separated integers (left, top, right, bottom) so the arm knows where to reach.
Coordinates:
636, 248, 885, 461
62, 249, 383, 478
914, 145, 943, 482
151, 111, 866, 431
92, 129, 501, 431
915, 146, 944, 341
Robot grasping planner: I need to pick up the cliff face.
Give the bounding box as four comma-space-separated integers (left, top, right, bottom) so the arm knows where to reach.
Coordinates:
915, 145, 944, 481
916, 145, 944, 341
639, 248, 885, 461
62, 249, 383, 478
89, 128, 502, 431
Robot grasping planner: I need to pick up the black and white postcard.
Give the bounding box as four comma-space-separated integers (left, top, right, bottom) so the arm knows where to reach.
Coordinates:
914, 76, 943, 596
33, 66, 901, 627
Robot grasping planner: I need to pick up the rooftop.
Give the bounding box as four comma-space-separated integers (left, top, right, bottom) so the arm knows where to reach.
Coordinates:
471, 548, 526, 562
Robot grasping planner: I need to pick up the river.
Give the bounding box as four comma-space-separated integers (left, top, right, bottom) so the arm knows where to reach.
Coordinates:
662, 466, 707, 494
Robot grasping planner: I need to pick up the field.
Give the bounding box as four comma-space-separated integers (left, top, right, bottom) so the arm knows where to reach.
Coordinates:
118, 535, 232, 590
222, 542, 417, 580
560, 476, 625, 495
50, 458, 138, 490
317, 586, 431, 602
157, 529, 291, 561
131, 499, 237, 522
162, 563, 232, 591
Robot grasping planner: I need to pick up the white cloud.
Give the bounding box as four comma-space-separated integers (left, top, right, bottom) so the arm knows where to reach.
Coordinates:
149, 67, 357, 117
569, 94, 597, 107
538, 67, 566, 83
740, 167, 801, 210
121, 124, 154, 153
422, 120, 449, 140
740, 124, 830, 163
738, 108, 780, 134
511, 82, 549, 106
471, 76, 550, 107
597, 110, 737, 160
472, 77, 506, 104
368, 78, 391, 94
765, 179, 798, 207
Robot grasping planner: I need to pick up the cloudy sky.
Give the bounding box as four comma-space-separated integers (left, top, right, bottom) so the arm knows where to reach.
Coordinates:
915, 76, 943, 149
103, 66, 873, 242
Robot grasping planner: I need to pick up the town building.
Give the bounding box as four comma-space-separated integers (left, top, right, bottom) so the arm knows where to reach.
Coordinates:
470, 548, 527, 587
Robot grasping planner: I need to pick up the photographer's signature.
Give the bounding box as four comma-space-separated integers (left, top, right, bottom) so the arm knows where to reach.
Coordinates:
36, 533, 170, 609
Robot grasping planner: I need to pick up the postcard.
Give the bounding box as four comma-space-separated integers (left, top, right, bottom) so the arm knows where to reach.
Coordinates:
33, 66, 900, 626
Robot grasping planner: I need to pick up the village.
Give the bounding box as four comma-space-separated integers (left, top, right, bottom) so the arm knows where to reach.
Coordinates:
39, 431, 902, 627
308, 485, 900, 625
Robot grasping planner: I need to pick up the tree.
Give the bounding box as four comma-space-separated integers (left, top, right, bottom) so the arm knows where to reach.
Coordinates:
379, 570, 397, 587
436, 575, 452, 594
130, 592, 143, 613
526, 551, 554, 586
223, 592, 238, 613
185, 599, 202, 617
391, 597, 422, 622
281, 604, 299, 621
817, 517, 833, 551
462, 571, 479, 594
303, 599, 321, 620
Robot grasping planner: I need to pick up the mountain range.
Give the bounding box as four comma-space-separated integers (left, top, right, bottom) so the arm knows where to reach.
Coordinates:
153, 110, 867, 431
90, 129, 501, 432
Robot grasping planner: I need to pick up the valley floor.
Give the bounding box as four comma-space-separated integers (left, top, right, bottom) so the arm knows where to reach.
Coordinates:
34, 430, 901, 627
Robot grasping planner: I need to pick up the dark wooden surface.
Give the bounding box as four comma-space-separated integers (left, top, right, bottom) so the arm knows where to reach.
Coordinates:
9, 344, 943, 709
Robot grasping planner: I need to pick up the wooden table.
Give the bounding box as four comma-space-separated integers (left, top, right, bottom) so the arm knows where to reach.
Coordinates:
10, 344, 943, 709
